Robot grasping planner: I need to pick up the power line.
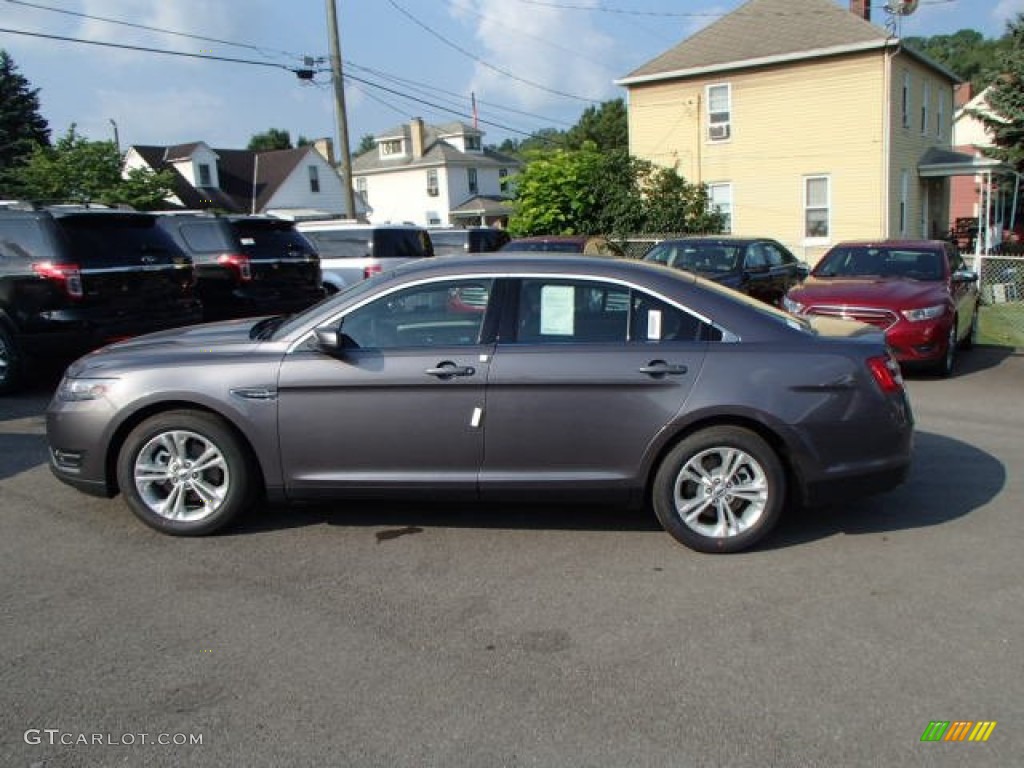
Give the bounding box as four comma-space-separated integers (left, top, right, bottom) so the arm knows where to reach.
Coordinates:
385, 0, 600, 105
0, 27, 306, 73
1, 0, 303, 62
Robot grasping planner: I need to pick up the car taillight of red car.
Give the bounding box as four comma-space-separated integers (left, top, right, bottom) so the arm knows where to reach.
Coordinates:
32, 261, 83, 299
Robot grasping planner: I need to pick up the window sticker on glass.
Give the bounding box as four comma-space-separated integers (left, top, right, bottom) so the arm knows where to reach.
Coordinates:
240, 237, 256, 245
647, 309, 663, 340
540, 285, 575, 335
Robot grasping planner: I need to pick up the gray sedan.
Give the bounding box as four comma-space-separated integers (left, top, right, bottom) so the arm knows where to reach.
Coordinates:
46, 255, 913, 553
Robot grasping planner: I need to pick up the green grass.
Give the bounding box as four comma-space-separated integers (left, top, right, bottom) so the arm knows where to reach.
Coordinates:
978, 302, 1024, 348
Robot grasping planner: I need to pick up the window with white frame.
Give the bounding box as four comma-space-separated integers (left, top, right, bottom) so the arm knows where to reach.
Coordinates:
901, 72, 911, 129
426, 169, 439, 197
465, 135, 482, 151
899, 170, 908, 236
468, 168, 478, 195
707, 183, 733, 232
499, 168, 509, 192
379, 139, 403, 157
804, 176, 830, 240
706, 84, 731, 141
921, 81, 930, 134
936, 91, 946, 139
197, 163, 212, 186
308, 165, 320, 194
355, 177, 367, 203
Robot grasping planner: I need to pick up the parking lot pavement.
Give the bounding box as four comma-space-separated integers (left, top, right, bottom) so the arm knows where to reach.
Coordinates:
1, 348, 1021, 767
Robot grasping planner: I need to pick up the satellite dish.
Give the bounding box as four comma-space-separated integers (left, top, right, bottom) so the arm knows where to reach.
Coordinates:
885, 0, 919, 14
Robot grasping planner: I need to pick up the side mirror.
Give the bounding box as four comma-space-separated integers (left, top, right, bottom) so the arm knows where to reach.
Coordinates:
953, 269, 979, 284
796, 262, 811, 279
314, 326, 359, 353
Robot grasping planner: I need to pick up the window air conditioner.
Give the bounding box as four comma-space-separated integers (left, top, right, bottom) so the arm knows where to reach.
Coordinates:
708, 124, 731, 140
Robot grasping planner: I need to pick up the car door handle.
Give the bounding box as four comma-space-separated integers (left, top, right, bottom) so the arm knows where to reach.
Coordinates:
425, 363, 476, 379
638, 361, 688, 377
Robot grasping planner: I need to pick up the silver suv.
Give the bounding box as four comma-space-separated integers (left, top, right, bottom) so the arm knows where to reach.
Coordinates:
296, 221, 433, 293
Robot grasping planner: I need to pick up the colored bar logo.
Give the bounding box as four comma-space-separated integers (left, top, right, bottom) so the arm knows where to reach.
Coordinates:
921, 721, 997, 742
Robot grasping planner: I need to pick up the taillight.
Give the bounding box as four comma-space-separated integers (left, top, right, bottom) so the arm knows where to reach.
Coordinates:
363, 264, 382, 280
217, 253, 252, 282
867, 354, 904, 394
32, 261, 83, 299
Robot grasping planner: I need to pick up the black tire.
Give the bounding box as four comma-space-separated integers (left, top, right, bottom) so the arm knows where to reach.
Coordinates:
961, 307, 979, 350
0, 323, 25, 396
116, 410, 256, 536
932, 318, 957, 377
652, 426, 785, 554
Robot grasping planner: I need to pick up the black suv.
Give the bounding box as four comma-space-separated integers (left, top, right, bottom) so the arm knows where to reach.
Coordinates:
427, 227, 510, 256
155, 214, 324, 321
0, 205, 203, 394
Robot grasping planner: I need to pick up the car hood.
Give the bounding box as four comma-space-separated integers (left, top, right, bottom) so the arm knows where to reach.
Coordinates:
67, 317, 268, 375
790, 276, 945, 308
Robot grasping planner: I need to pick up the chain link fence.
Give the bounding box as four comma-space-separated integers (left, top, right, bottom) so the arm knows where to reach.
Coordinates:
971, 246, 1024, 348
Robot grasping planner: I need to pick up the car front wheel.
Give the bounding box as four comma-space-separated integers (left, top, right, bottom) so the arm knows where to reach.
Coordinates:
0, 324, 24, 396
652, 426, 785, 553
116, 410, 255, 535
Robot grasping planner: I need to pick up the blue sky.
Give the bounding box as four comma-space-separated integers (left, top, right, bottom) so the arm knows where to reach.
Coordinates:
0, 0, 1017, 152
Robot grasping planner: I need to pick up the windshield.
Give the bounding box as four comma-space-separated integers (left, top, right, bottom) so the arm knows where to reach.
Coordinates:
813, 246, 944, 281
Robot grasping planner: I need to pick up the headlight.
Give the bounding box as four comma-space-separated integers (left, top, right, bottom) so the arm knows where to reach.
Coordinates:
782, 296, 804, 314
901, 304, 947, 322
57, 377, 118, 401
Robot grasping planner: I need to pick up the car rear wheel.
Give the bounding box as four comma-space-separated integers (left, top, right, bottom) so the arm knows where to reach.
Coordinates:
0, 324, 24, 396
652, 426, 785, 553
116, 410, 255, 535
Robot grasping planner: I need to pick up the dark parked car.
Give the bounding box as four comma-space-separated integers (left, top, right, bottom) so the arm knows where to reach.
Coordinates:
156, 214, 324, 321
783, 239, 979, 376
297, 221, 434, 293
428, 227, 510, 256
46, 255, 912, 553
500, 235, 625, 257
0, 204, 202, 394
643, 236, 809, 306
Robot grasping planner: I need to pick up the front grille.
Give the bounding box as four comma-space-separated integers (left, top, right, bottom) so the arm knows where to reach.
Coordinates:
805, 305, 899, 331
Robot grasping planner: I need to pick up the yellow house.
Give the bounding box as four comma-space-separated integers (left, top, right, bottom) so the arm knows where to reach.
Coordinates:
616, 0, 961, 264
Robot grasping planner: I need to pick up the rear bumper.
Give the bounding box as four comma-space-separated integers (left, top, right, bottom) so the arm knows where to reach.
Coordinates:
802, 455, 912, 507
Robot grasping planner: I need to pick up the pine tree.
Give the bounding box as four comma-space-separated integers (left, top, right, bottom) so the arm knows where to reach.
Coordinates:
0, 50, 50, 170
973, 15, 1024, 171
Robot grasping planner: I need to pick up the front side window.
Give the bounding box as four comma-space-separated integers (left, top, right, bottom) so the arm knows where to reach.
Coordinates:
706, 84, 731, 141
515, 279, 705, 344
804, 176, 830, 241
467, 168, 479, 195
341, 279, 493, 349
707, 183, 732, 232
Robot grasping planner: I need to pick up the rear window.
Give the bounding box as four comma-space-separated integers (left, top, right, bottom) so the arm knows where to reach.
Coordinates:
178, 221, 234, 253
302, 228, 431, 259
232, 221, 313, 258
56, 214, 178, 264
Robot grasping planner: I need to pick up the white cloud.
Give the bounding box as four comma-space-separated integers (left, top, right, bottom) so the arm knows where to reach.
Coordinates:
449, 0, 618, 112
993, 0, 1024, 32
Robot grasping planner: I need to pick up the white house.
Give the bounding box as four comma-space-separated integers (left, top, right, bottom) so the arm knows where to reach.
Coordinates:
350, 118, 519, 227
123, 139, 366, 219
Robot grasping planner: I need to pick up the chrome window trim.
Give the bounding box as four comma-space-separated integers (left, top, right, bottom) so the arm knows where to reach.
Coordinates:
286, 271, 734, 354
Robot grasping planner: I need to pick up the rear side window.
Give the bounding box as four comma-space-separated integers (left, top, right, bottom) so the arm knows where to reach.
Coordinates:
57, 215, 178, 265
0, 219, 53, 264
302, 230, 372, 259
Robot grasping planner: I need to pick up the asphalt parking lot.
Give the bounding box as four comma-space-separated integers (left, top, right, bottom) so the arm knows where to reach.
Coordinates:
2, 347, 1022, 767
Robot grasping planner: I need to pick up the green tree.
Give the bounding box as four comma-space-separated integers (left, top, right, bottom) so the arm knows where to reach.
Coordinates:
355, 133, 376, 156
564, 99, 628, 151
247, 128, 293, 151
508, 142, 721, 237
972, 15, 1024, 172
904, 29, 1007, 93
0, 50, 50, 173
6, 125, 174, 209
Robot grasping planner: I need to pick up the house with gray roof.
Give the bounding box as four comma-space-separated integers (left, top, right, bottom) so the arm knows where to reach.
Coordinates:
616, 0, 985, 262
123, 139, 366, 219
351, 118, 519, 227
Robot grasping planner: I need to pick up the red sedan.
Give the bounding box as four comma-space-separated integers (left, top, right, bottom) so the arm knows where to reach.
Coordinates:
783, 239, 980, 376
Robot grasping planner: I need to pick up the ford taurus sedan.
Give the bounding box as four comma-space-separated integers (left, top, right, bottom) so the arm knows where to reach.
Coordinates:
47, 255, 913, 553
783, 240, 979, 376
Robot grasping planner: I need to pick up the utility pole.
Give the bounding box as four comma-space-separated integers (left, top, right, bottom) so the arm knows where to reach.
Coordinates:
326, 0, 357, 219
